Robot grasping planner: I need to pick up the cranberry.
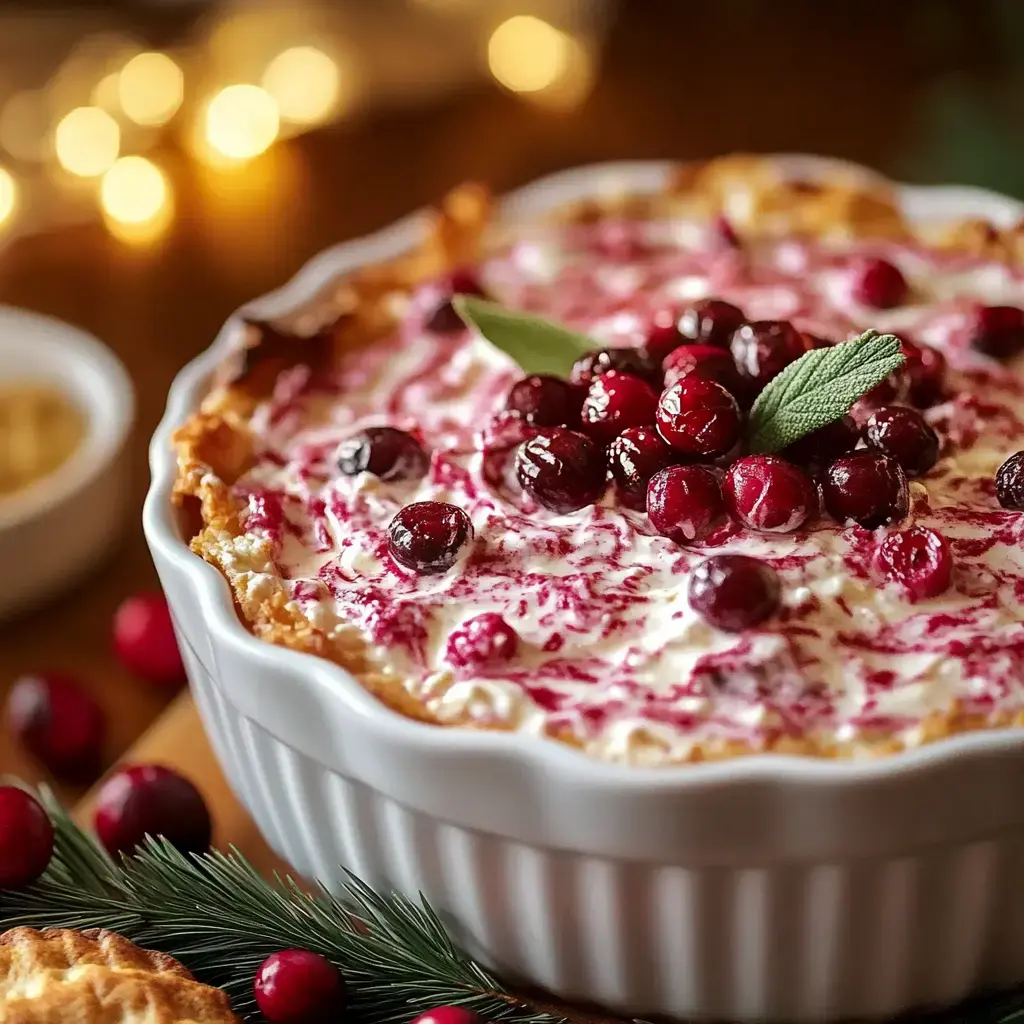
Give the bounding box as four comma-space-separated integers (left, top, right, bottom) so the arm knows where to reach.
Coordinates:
0, 786, 53, 888
570, 347, 660, 389
860, 364, 911, 409
996, 451, 1024, 510
387, 501, 473, 574
93, 764, 211, 858
968, 305, 1024, 360
901, 339, 947, 407
850, 256, 909, 308
255, 949, 346, 1024
445, 613, 519, 670
822, 452, 910, 528
646, 465, 725, 543
515, 429, 606, 513
864, 406, 940, 476
678, 298, 746, 349
800, 332, 834, 351
5, 673, 105, 781
337, 427, 428, 482
411, 1009, 484, 1024
730, 320, 807, 397
643, 316, 685, 363
662, 344, 742, 395
581, 370, 658, 444
783, 415, 859, 470
876, 527, 953, 601
607, 426, 677, 507
656, 377, 743, 458
113, 593, 184, 686
426, 268, 486, 334
723, 456, 817, 533
688, 554, 781, 632
504, 375, 582, 428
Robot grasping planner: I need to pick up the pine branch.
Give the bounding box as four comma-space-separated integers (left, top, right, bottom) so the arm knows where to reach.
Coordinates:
3, 786, 1024, 1024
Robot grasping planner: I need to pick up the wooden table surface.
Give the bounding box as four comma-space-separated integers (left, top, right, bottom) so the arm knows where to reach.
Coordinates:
1, 0, 1022, 806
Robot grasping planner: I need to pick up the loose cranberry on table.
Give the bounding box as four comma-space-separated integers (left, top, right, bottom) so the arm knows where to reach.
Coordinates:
336, 426, 429, 482
656, 377, 743, 458
387, 501, 474, 574
723, 456, 818, 534
863, 406, 940, 477
580, 370, 659, 445
94, 764, 212, 858
113, 593, 184, 686
688, 554, 781, 632
515, 429, 606, 514
255, 949, 346, 1024
504, 375, 583, 428
5, 672, 105, 781
607, 426, 677, 507
729, 320, 808, 398
876, 527, 953, 601
900, 338, 947, 407
968, 304, 1024, 360
425, 268, 487, 334
996, 451, 1024, 510
646, 465, 725, 543
570, 346, 661, 389
849, 256, 909, 309
782, 415, 859, 471
0, 786, 54, 889
662, 344, 742, 396
677, 298, 746, 349
410, 1008, 485, 1024
445, 613, 519, 671
822, 451, 910, 529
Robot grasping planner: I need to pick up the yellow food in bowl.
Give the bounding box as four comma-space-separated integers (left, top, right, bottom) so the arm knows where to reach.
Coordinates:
0, 384, 85, 497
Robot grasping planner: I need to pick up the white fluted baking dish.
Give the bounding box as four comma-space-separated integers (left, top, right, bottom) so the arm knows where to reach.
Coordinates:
143, 158, 1024, 1022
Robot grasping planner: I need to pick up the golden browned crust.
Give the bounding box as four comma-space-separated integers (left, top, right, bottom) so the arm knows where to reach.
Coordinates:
0, 927, 238, 1023
170, 156, 1024, 763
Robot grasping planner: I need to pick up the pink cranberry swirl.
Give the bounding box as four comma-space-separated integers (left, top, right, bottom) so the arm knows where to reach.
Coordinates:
228, 219, 1024, 763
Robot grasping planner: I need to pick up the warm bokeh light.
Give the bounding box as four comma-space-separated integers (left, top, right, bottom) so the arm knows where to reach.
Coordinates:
262, 46, 342, 126
526, 36, 595, 111
92, 72, 122, 112
0, 92, 51, 162
488, 16, 570, 94
118, 52, 184, 126
54, 107, 120, 177
0, 167, 18, 227
101, 156, 167, 224
203, 85, 279, 161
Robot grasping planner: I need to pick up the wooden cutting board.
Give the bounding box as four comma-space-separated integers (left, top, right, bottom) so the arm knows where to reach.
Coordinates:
72, 692, 289, 878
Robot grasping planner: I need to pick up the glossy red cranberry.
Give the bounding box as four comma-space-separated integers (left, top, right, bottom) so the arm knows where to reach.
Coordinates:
688, 554, 781, 632
410, 1008, 484, 1024
0, 786, 53, 888
388, 501, 473, 574
607, 426, 677, 507
730, 320, 807, 397
570, 347, 660, 389
445, 613, 519, 670
643, 316, 685, 363
505, 375, 583, 428
783, 415, 859, 470
822, 451, 909, 528
656, 377, 743, 458
426, 268, 486, 334
876, 527, 953, 601
678, 298, 746, 349
255, 949, 346, 1024
515, 429, 606, 513
850, 256, 908, 308
646, 465, 725, 543
864, 406, 940, 476
581, 370, 659, 444
5, 673, 105, 780
94, 764, 212, 857
113, 593, 184, 686
901, 339, 947, 407
337, 427, 428, 482
969, 305, 1024, 360
723, 456, 817, 533
662, 344, 743, 395
996, 451, 1024, 510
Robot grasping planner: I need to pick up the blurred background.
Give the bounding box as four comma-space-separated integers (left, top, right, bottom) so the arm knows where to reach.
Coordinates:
0, 0, 1021, 800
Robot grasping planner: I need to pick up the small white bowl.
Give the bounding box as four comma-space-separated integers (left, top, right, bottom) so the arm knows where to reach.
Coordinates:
0, 306, 134, 620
